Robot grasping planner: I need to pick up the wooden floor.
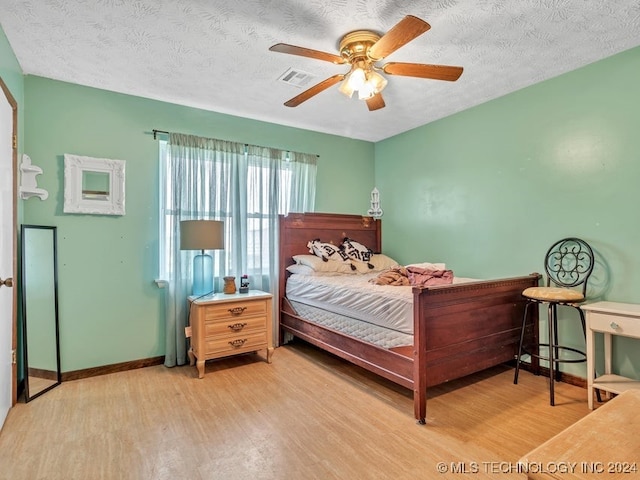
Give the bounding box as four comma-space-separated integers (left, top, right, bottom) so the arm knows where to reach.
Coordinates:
0, 340, 591, 480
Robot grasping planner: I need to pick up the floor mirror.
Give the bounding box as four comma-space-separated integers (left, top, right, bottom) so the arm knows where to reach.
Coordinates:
21, 225, 61, 402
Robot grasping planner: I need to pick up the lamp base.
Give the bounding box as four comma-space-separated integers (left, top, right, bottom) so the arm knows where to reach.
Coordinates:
192, 252, 213, 295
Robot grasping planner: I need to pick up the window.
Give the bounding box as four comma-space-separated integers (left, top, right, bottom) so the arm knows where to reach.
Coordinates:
159, 139, 316, 280
159, 133, 316, 367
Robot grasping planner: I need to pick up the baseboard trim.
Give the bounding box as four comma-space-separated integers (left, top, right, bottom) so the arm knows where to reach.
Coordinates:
537, 366, 587, 389
510, 360, 587, 389
28, 367, 58, 381
60, 356, 586, 389
61, 356, 165, 382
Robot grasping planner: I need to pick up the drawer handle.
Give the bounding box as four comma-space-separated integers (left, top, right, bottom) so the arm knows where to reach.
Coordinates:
228, 306, 247, 316
228, 339, 247, 348
228, 322, 247, 332
610, 322, 620, 330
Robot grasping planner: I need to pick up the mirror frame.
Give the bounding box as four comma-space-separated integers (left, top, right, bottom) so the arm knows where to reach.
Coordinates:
63, 154, 126, 215
20, 225, 62, 402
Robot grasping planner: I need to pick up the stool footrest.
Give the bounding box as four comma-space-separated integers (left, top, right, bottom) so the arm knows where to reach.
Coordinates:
521, 344, 587, 364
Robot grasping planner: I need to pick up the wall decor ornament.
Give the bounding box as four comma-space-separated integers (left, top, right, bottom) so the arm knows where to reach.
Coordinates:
63, 154, 125, 215
367, 187, 383, 218
19, 154, 49, 200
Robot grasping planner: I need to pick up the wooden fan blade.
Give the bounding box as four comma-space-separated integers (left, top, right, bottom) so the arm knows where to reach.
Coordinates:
366, 93, 385, 111
284, 74, 345, 107
269, 43, 346, 65
383, 62, 463, 81
368, 15, 431, 61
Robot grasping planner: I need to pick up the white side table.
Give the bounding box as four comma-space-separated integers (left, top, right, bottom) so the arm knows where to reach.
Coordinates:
582, 301, 640, 409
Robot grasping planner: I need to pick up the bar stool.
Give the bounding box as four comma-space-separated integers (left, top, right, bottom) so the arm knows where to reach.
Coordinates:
514, 237, 594, 405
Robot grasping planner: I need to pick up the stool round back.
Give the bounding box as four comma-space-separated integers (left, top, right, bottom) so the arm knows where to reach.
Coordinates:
544, 237, 594, 295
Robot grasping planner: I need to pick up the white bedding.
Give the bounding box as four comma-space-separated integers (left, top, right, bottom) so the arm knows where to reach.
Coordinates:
286, 272, 477, 335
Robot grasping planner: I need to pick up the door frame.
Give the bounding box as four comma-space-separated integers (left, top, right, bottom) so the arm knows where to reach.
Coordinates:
0, 76, 18, 407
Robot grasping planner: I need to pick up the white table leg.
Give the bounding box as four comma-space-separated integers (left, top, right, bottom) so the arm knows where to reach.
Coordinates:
603, 332, 612, 400
586, 327, 595, 410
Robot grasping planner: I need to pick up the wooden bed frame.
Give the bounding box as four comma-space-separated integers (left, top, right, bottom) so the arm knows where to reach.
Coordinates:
278, 212, 540, 424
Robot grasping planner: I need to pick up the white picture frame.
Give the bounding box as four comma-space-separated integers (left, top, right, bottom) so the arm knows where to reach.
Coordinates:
63, 154, 126, 215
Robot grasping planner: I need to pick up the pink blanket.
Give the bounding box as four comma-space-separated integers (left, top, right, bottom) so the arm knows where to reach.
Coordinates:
370, 266, 453, 287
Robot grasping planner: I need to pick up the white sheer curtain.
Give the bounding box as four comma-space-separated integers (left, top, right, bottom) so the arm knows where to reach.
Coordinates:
159, 133, 316, 367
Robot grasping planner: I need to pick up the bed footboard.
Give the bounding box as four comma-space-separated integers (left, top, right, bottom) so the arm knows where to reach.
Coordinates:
412, 274, 541, 423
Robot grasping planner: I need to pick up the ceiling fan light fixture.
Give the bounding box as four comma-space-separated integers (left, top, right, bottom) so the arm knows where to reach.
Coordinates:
367, 70, 388, 93
348, 67, 366, 90
340, 66, 388, 100
338, 78, 355, 98
339, 66, 367, 98
357, 70, 388, 100
358, 81, 376, 100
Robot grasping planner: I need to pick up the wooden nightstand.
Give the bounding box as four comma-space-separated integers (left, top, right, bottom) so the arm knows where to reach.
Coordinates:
187, 290, 273, 378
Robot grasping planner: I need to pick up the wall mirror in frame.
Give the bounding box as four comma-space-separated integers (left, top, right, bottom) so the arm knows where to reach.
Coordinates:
21, 225, 61, 402
63, 154, 125, 215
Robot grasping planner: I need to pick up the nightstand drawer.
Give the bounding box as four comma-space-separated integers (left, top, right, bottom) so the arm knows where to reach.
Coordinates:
203, 299, 267, 321
588, 312, 640, 336
204, 316, 266, 336
205, 331, 267, 355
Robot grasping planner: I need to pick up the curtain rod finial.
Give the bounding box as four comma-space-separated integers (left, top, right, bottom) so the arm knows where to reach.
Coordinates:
152, 129, 169, 140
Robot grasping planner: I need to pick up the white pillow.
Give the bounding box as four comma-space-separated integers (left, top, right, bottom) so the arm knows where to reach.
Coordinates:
286, 264, 316, 275
406, 262, 446, 270
292, 254, 355, 274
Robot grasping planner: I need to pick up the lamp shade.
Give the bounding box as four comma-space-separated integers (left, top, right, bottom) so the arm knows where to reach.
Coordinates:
180, 220, 224, 251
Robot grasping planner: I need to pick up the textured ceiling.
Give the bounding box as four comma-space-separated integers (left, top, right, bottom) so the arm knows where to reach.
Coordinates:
0, 0, 639, 142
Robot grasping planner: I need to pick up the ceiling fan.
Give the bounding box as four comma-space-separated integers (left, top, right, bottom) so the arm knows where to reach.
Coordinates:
269, 15, 463, 111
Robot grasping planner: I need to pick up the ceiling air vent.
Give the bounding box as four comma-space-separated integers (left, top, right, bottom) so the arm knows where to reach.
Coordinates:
277, 68, 316, 89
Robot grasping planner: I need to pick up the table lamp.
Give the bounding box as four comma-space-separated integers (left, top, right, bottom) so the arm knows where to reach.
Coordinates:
180, 220, 224, 295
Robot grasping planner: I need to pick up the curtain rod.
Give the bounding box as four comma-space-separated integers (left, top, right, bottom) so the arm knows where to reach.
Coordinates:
151, 128, 319, 157
152, 129, 169, 139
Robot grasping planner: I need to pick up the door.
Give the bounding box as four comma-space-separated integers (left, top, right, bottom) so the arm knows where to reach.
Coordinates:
0, 77, 17, 429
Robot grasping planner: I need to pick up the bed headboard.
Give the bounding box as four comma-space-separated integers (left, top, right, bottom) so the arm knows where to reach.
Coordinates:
278, 212, 382, 312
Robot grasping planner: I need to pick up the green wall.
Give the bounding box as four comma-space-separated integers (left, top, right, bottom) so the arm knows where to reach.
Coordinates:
375, 46, 640, 379
23, 76, 374, 372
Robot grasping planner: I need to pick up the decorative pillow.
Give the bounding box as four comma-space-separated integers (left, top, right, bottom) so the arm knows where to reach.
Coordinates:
292, 254, 355, 274
307, 239, 350, 263
340, 237, 374, 269
370, 254, 400, 271
349, 254, 400, 273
